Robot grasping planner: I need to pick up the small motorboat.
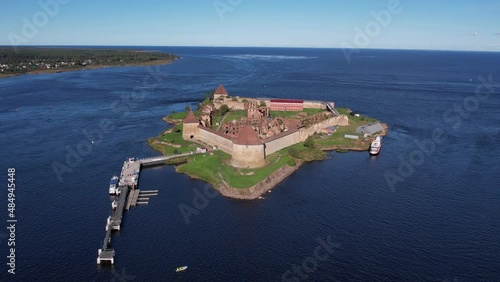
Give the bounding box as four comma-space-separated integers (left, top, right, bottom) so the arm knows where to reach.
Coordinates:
176, 266, 188, 272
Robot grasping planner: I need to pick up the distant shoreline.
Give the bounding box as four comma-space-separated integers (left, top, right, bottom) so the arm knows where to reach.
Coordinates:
0, 58, 176, 79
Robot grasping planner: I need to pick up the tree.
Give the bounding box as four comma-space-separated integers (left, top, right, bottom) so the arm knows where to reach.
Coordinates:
211, 109, 221, 118
260, 101, 266, 107
207, 90, 215, 99
220, 104, 229, 115
185, 105, 191, 112
304, 136, 315, 149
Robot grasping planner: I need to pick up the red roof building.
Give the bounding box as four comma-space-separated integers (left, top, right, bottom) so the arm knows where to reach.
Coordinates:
270, 99, 304, 111
214, 84, 228, 95
213, 84, 229, 100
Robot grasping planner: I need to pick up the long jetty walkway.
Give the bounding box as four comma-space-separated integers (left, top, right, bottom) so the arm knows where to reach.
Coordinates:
97, 153, 193, 265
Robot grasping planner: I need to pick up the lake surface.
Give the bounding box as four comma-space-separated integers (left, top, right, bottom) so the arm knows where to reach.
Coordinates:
0, 47, 499, 281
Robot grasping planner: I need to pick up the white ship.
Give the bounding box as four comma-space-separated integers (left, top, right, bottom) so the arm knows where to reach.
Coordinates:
369, 136, 382, 155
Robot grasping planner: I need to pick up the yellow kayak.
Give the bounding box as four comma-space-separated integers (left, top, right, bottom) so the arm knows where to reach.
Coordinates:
176, 266, 188, 272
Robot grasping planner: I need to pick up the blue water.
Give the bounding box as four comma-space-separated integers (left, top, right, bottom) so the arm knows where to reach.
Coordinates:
0, 47, 499, 281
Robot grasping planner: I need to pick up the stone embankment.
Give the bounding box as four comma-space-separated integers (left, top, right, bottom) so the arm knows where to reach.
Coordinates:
215, 162, 302, 200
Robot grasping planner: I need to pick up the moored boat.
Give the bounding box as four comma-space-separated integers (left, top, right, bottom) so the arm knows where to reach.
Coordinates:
109, 175, 119, 195
369, 136, 382, 155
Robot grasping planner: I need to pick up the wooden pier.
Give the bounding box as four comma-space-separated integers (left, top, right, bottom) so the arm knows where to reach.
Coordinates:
97, 153, 194, 265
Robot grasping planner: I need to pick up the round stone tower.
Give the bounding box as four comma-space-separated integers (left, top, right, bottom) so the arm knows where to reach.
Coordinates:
231, 125, 266, 168
182, 110, 200, 140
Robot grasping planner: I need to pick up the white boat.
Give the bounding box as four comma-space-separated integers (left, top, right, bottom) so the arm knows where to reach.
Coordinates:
370, 136, 382, 155
176, 266, 188, 272
109, 175, 119, 195
111, 200, 118, 209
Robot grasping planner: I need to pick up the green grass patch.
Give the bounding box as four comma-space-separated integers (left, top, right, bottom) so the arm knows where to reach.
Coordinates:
177, 152, 230, 186
223, 110, 247, 122
337, 108, 378, 123
176, 150, 296, 189
148, 124, 198, 155
167, 111, 187, 120
288, 138, 326, 162
221, 152, 295, 189
314, 108, 381, 150
211, 114, 225, 130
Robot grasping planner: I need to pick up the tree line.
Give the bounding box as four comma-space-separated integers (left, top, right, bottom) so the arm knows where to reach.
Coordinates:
0, 48, 179, 74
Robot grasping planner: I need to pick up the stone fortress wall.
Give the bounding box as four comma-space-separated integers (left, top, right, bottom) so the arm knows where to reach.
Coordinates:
264, 114, 348, 155
255, 99, 326, 109
216, 98, 327, 111
183, 85, 348, 168
197, 126, 234, 154
304, 100, 328, 109
185, 113, 348, 168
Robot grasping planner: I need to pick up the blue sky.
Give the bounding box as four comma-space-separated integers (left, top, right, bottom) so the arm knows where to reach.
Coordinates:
1, 0, 499, 51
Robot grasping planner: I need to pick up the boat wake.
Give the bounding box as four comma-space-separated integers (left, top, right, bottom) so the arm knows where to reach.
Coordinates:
221, 54, 317, 61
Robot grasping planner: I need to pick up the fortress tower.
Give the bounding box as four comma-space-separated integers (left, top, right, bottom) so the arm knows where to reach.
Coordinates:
231, 125, 266, 168
213, 84, 229, 101
182, 110, 200, 140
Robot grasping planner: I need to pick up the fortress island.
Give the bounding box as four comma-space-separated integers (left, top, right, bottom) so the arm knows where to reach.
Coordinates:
149, 84, 387, 199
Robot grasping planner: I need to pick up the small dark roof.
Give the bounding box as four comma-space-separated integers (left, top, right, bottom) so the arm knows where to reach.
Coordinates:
234, 125, 261, 145
214, 84, 228, 95
270, 99, 304, 103
183, 110, 198, 124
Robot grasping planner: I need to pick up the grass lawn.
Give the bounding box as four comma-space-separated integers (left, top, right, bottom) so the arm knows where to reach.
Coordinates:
287, 141, 326, 161
315, 108, 380, 150
148, 124, 198, 155
211, 109, 247, 129
177, 152, 229, 186
221, 151, 295, 188
177, 149, 296, 189
168, 111, 188, 120
223, 110, 247, 122
211, 114, 225, 130
336, 108, 378, 123
165, 111, 188, 123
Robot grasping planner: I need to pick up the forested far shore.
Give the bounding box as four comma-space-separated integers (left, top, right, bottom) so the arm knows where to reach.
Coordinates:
0, 48, 179, 75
